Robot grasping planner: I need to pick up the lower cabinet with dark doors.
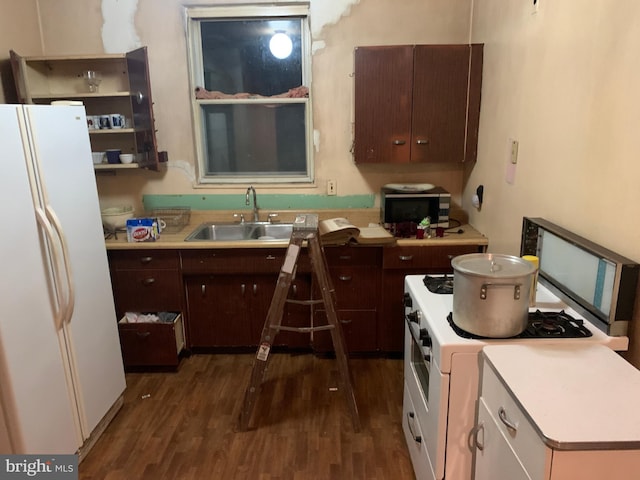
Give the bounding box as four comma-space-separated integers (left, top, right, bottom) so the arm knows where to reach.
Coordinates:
380, 244, 486, 353
107, 250, 185, 368
181, 249, 312, 350
312, 246, 382, 354
107, 239, 487, 360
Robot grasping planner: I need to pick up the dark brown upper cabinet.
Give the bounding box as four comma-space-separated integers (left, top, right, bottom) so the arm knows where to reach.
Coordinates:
10, 47, 167, 171
353, 44, 483, 164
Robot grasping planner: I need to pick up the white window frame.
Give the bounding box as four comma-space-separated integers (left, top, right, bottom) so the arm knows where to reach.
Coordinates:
185, 3, 314, 185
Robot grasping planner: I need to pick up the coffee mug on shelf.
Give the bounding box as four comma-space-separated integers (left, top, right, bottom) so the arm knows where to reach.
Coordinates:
109, 113, 125, 129
99, 115, 111, 129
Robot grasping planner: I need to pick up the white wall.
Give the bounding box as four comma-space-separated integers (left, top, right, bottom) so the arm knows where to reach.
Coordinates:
468, 0, 640, 366
468, 0, 640, 262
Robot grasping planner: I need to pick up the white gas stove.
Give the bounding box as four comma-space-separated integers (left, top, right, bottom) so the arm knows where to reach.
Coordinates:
402, 274, 628, 480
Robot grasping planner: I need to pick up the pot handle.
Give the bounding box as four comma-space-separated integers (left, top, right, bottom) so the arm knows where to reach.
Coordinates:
480, 282, 522, 300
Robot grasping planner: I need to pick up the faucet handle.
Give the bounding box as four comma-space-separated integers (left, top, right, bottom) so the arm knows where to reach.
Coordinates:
233, 213, 245, 224
267, 213, 279, 223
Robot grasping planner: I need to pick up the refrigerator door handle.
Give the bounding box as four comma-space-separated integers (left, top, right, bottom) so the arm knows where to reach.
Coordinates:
34, 207, 67, 330
45, 204, 75, 325
32, 205, 75, 330
45, 204, 76, 323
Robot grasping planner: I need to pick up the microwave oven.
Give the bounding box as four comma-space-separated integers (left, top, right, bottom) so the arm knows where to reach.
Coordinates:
381, 186, 451, 227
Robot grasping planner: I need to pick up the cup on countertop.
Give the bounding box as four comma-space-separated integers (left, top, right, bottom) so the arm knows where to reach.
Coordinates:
105, 149, 122, 164
119, 153, 134, 164
109, 113, 125, 129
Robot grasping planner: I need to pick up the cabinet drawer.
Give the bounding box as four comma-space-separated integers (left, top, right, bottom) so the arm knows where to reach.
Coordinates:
382, 245, 480, 270
313, 309, 377, 353
480, 361, 549, 480
181, 249, 286, 274
330, 266, 380, 309
118, 314, 184, 367
109, 250, 180, 270
324, 245, 382, 266
112, 270, 182, 311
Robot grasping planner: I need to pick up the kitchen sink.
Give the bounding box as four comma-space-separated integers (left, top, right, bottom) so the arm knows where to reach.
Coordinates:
184, 222, 294, 242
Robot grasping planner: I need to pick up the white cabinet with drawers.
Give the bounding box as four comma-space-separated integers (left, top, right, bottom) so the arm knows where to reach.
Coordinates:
474, 344, 640, 480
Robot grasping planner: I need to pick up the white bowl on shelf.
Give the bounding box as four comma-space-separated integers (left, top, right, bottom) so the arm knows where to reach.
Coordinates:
101, 205, 134, 231
119, 153, 134, 164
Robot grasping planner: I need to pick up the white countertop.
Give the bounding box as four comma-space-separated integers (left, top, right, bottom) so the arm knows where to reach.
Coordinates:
483, 344, 640, 450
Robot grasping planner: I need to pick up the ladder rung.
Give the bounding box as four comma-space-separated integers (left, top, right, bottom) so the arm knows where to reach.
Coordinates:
285, 298, 324, 306
271, 324, 335, 333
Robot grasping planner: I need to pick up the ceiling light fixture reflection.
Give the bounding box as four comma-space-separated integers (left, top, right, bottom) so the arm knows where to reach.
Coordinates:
269, 32, 293, 59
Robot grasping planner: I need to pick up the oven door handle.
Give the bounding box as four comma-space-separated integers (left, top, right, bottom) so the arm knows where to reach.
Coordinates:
406, 412, 422, 444
405, 319, 432, 362
405, 317, 423, 345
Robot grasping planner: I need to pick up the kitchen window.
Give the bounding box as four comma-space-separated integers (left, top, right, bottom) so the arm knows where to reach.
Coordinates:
186, 4, 313, 185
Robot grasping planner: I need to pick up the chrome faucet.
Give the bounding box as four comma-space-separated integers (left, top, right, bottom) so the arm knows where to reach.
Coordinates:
245, 185, 259, 222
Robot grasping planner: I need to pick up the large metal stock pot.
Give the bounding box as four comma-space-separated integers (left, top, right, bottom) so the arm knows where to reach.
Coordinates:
451, 253, 537, 338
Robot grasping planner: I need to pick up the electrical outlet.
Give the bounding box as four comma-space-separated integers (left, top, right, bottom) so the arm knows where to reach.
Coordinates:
327, 180, 337, 196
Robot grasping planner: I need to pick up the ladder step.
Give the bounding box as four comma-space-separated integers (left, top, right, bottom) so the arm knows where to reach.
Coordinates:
270, 324, 335, 333
285, 298, 324, 306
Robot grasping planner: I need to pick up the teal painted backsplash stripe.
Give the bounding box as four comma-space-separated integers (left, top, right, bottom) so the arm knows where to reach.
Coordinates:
143, 194, 376, 211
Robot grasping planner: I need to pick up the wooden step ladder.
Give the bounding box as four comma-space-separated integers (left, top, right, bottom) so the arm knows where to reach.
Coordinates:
238, 214, 361, 432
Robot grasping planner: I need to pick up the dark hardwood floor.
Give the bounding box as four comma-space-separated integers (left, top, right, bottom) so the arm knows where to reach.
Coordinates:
79, 353, 415, 480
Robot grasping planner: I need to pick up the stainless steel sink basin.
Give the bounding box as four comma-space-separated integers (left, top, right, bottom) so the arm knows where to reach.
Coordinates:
184, 222, 293, 242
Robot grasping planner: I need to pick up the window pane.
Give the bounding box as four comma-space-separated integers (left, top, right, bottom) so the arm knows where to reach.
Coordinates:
201, 19, 302, 96
201, 103, 307, 176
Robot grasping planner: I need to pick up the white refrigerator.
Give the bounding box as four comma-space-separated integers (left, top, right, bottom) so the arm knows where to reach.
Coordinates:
0, 104, 126, 455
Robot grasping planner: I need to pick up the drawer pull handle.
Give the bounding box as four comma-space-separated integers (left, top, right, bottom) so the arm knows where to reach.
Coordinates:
338, 275, 352, 282
201, 284, 206, 296
142, 277, 156, 286
136, 331, 151, 339
266, 255, 276, 260
241, 284, 246, 295
140, 256, 153, 264
498, 406, 518, 431
253, 284, 257, 295
339, 255, 352, 260
406, 412, 422, 443
393, 139, 406, 145
471, 422, 485, 451
292, 285, 297, 296
399, 255, 414, 261
340, 318, 352, 325
416, 139, 429, 145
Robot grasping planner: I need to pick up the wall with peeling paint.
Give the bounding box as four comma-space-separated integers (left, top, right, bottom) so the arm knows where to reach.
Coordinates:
0, 0, 474, 212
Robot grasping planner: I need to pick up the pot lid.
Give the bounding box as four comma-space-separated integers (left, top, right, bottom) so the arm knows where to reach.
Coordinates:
452, 253, 536, 278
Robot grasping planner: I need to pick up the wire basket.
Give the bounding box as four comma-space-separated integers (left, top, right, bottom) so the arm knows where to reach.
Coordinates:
145, 207, 191, 233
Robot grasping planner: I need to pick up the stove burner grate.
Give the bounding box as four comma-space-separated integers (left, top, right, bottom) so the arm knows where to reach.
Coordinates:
447, 310, 593, 339
423, 274, 454, 295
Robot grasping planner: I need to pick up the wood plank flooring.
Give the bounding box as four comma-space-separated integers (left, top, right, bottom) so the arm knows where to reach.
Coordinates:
79, 353, 415, 480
